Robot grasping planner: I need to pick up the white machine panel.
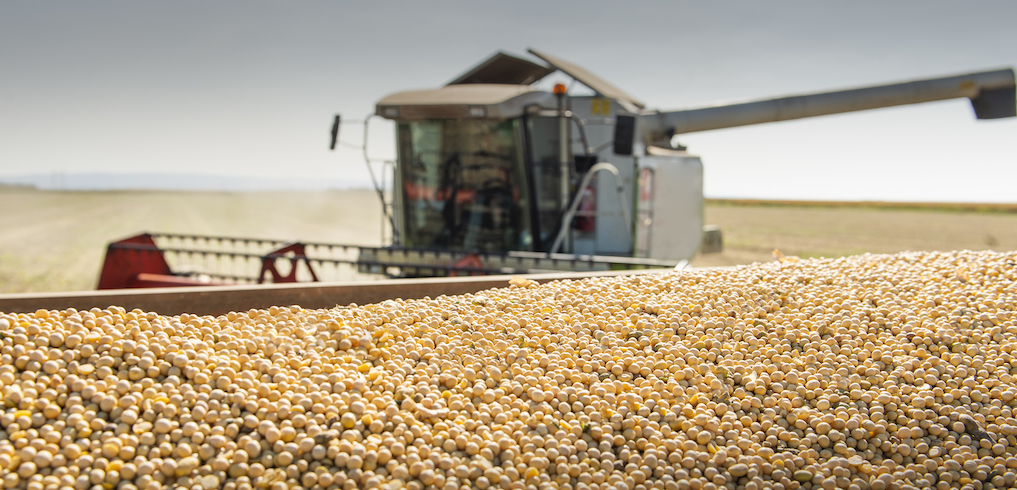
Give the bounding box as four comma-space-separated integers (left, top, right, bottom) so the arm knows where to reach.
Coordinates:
635, 149, 703, 260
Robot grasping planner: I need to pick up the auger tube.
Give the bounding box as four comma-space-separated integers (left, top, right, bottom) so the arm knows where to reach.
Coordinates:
641, 69, 1016, 142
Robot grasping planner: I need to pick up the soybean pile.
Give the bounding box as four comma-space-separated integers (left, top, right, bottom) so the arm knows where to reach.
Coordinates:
2, 251, 1017, 490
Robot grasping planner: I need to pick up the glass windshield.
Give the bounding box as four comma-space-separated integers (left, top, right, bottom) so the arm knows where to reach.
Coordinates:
397, 119, 532, 252
526, 116, 565, 247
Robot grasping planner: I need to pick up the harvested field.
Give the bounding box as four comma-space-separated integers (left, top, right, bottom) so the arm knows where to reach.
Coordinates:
1, 187, 1016, 293
694, 200, 1017, 269
0, 188, 382, 294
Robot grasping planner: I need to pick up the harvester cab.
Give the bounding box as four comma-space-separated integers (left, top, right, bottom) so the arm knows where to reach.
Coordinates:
97, 49, 1014, 289
372, 49, 699, 261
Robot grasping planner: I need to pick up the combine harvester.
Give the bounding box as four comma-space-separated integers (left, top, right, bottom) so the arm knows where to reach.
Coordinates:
95, 49, 1015, 291
69, 49, 1017, 309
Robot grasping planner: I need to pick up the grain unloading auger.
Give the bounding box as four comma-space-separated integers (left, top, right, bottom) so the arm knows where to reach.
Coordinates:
97, 49, 1015, 289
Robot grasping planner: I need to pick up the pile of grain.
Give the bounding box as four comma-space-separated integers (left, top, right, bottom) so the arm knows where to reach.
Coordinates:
1, 250, 1015, 490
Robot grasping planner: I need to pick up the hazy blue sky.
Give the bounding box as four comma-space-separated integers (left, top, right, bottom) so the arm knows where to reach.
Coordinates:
2, 1, 1015, 201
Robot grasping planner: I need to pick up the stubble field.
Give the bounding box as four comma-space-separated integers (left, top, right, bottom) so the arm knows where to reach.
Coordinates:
1, 186, 1016, 294
0, 187, 383, 293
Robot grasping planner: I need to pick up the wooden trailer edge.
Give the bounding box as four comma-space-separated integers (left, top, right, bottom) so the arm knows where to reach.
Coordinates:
0, 269, 676, 317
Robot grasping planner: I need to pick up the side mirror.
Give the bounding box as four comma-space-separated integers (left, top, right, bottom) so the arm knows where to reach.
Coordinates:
329, 114, 341, 150
613, 115, 635, 156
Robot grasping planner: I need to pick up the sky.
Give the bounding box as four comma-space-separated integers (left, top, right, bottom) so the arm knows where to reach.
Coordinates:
1, 1, 1015, 202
